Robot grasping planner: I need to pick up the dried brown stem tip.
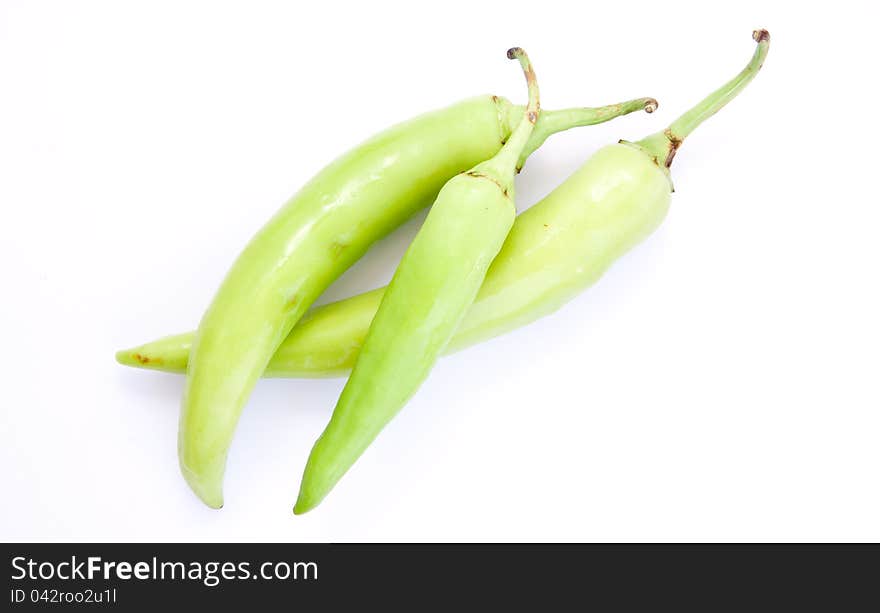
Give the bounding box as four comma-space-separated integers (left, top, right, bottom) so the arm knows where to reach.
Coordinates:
753, 29, 770, 43
506, 47, 524, 60
644, 98, 659, 113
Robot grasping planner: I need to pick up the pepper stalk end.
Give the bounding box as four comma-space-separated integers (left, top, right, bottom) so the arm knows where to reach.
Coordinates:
632, 29, 770, 170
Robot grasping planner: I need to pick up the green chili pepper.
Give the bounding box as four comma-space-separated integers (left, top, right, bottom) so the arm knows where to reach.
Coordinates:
174, 63, 655, 509
293, 48, 543, 514
119, 31, 769, 388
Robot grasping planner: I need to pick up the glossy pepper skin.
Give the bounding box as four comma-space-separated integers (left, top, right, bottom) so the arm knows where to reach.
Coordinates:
177, 78, 656, 509
293, 48, 542, 514
119, 32, 769, 385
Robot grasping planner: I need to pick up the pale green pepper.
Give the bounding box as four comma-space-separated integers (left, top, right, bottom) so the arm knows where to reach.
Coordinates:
294, 48, 542, 514
173, 62, 656, 508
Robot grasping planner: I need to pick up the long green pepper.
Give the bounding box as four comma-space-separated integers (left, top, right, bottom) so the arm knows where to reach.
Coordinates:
294, 48, 542, 514
176, 60, 655, 508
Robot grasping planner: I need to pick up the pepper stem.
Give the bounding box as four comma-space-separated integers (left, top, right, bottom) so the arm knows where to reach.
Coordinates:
519, 97, 658, 171
471, 48, 540, 190
634, 29, 770, 169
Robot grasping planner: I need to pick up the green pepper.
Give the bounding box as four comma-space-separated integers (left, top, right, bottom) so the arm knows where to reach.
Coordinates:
173, 61, 655, 508
294, 48, 542, 514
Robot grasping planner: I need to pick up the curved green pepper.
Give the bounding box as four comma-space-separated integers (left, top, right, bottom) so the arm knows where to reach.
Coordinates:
294, 48, 542, 514
174, 67, 656, 508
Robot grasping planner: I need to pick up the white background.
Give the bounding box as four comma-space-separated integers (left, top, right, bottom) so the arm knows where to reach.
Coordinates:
2, 0, 878, 542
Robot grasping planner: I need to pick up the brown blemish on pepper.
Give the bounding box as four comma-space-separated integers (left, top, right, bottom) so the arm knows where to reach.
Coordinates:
330, 241, 347, 259
465, 170, 509, 199
133, 352, 163, 366
663, 129, 683, 168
